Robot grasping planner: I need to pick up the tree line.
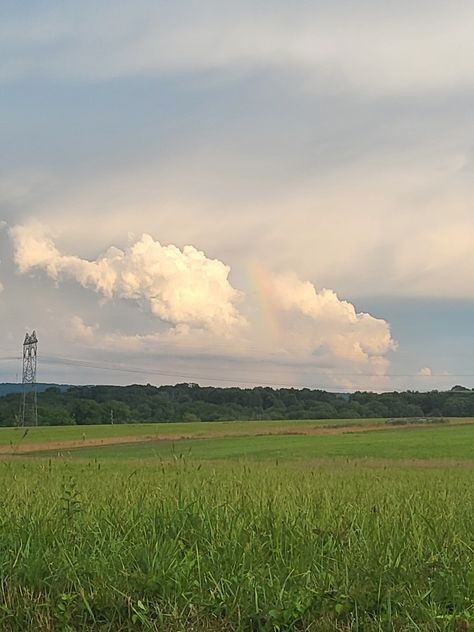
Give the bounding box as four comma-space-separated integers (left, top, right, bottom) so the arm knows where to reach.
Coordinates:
0, 383, 473, 426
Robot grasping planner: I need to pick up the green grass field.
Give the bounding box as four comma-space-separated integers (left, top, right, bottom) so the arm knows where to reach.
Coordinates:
40, 422, 474, 462
3, 420, 474, 630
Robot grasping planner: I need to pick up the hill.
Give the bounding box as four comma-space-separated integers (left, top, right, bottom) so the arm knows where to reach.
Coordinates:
0, 383, 71, 396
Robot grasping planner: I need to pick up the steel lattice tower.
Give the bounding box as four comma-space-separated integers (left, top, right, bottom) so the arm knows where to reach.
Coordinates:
19, 331, 38, 426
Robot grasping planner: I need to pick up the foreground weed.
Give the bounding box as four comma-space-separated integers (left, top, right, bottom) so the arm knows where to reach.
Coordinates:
60, 477, 82, 520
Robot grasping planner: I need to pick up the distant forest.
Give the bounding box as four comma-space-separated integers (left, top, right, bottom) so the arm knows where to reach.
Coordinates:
0, 383, 474, 426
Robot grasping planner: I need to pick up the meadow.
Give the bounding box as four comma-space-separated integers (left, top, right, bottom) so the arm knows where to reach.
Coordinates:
41, 422, 474, 462
2, 420, 474, 630
0, 417, 382, 449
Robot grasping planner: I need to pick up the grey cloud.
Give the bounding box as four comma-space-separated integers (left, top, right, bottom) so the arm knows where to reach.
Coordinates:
1, 1, 474, 94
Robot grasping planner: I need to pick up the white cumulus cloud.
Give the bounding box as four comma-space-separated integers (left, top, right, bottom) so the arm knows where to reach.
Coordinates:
418, 367, 432, 377
69, 315, 99, 344
11, 223, 245, 335
270, 272, 395, 363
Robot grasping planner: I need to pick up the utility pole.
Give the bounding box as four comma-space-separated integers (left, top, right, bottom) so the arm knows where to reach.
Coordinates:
19, 331, 38, 426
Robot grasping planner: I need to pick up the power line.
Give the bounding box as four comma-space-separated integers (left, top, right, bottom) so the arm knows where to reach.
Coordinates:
40, 355, 350, 390
1, 352, 473, 379
1, 351, 474, 393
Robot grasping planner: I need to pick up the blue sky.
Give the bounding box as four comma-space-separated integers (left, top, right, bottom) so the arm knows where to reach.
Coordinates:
1, 1, 474, 391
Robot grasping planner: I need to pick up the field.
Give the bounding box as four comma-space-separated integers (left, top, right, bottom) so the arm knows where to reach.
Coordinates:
37, 422, 474, 462
0, 418, 384, 453
2, 419, 474, 630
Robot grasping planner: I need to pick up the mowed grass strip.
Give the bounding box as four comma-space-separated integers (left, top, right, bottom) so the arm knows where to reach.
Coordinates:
6, 418, 474, 454
0, 417, 384, 450
0, 459, 474, 630
39, 422, 474, 462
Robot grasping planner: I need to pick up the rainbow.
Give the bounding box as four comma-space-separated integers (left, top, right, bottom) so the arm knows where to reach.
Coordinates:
246, 262, 283, 345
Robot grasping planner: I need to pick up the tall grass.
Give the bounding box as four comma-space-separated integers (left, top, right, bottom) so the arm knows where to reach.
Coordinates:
0, 458, 474, 630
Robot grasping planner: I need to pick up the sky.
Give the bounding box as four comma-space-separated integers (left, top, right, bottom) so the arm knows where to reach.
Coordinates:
1, 0, 474, 391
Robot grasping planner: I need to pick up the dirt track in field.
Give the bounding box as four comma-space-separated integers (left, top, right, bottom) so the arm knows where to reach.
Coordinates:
0, 420, 460, 455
